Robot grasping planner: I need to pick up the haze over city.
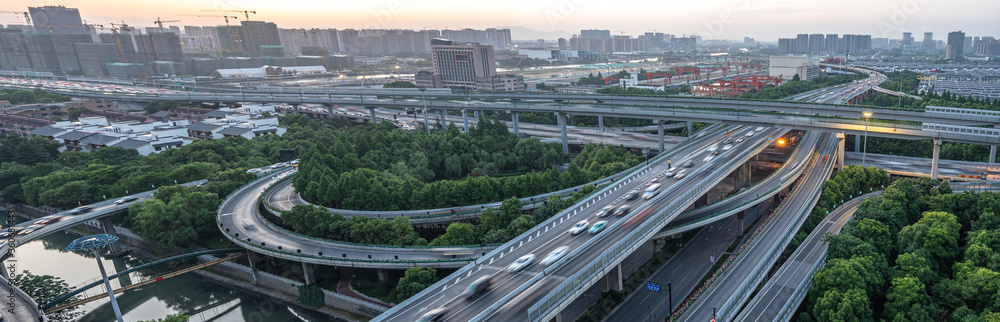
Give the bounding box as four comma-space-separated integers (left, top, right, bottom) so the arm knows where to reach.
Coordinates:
5, 0, 997, 39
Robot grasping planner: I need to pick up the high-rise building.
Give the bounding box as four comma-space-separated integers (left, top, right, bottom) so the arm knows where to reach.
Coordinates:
901, 32, 913, 46
672, 37, 696, 51
964, 36, 974, 55
922, 32, 935, 51
808, 34, 825, 53
826, 34, 840, 53
241, 21, 281, 57
778, 38, 795, 53
558, 38, 567, 50
28, 6, 84, 34
580, 29, 611, 39
0, 29, 60, 72
843, 34, 872, 54
744, 37, 755, 47
872, 38, 889, 48
946, 30, 965, 59
975, 38, 1000, 57
429, 38, 523, 91
795, 34, 809, 53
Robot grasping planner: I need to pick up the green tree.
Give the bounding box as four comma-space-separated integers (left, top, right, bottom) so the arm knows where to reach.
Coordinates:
138, 314, 191, 322
13, 271, 83, 321
812, 288, 873, 322
884, 276, 932, 321
431, 222, 477, 246
397, 267, 438, 299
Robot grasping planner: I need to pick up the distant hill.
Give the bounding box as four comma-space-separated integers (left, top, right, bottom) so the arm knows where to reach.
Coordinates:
500, 26, 573, 41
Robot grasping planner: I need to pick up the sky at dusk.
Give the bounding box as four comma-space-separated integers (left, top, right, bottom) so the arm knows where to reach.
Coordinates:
4, 0, 997, 40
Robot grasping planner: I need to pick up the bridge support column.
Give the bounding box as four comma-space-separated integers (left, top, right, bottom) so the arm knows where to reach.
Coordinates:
474, 110, 480, 119
512, 112, 520, 136
302, 262, 316, 285
462, 109, 469, 132
422, 108, 430, 135
687, 121, 694, 136
377, 269, 389, 282
855, 135, 861, 152
98, 217, 127, 257
0, 264, 9, 281
367, 107, 378, 123
440, 109, 447, 127
932, 139, 942, 180
657, 121, 665, 153
992, 125, 999, 163
325, 104, 335, 119
836, 132, 846, 170
289, 104, 300, 115
601, 264, 623, 292
112, 258, 133, 287
558, 112, 569, 154
598, 115, 604, 129
246, 251, 261, 285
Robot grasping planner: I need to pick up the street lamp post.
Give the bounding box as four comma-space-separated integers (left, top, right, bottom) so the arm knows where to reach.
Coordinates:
862, 111, 872, 165
642, 148, 650, 167
66, 234, 124, 322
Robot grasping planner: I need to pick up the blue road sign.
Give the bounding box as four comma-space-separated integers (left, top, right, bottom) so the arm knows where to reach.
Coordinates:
646, 282, 660, 293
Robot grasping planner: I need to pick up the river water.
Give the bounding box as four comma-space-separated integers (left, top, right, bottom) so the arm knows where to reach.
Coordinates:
14, 227, 333, 322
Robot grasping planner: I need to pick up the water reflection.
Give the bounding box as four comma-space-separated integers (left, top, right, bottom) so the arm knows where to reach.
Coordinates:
15, 230, 332, 321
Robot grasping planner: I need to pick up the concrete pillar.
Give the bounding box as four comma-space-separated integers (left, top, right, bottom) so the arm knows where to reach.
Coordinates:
836, 132, 846, 170
302, 262, 316, 285
474, 110, 480, 119
367, 107, 377, 123
932, 139, 942, 180
512, 112, 520, 136
601, 264, 623, 292
657, 121, 665, 153
558, 113, 569, 154
98, 216, 126, 257
855, 135, 861, 152
687, 121, 694, 136
440, 109, 447, 126
462, 109, 469, 132
377, 269, 389, 282
423, 108, 430, 135
992, 125, 999, 163
112, 258, 133, 287
246, 251, 261, 285
598, 115, 604, 129
0, 264, 9, 281
325, 104, 334, 119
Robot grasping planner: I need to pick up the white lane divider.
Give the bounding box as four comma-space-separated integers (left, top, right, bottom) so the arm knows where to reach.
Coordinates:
490, 258, 494, 264
510, 246, 514, 253
536, 231, 541, 237
519, 241, 523, 247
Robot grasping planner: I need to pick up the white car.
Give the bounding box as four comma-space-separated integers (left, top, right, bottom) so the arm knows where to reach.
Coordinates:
664, 169, 676, 177
722, 144, 733, 151
735, 137, 745, 143
507, 254, 536, 272
707, 145, 719, 152
703, 155, 716, 162
745, 131, 755, 137
540, 246, 570, 266
755, 127, 765, 132
674, 169, 688, 179
569, 220, 590, 235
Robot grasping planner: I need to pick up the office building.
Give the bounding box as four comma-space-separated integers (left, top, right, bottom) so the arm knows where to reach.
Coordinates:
922, 32, 935, 51
872, 38, 889, 48
428, 38, 520, 91
946, 31, 965, 59
28, 6, 84, 34
580, 29, 611, 39
770, 56, 822, 80
672, 37, 697, 51
744, 37, 755, 47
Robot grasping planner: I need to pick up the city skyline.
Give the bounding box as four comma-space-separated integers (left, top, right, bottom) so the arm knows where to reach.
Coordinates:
3, 0, 996, 40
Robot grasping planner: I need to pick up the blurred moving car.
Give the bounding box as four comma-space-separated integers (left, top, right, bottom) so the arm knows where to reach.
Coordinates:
569, 220, 590, 235
590, 221, 608, 234
508, 254, 536, 272
540, 246, 570, 266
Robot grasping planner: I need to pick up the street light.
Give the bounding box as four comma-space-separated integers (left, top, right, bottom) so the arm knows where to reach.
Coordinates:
66, 234, 124, 322
862, 111, 872, 165
642, 148, 650, 167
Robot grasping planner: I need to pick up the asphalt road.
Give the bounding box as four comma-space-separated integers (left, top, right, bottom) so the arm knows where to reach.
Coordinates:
736, 191, 881, 322
678, 133, 839, 321
846, 151, 1000, 179
380, 126, 782, 321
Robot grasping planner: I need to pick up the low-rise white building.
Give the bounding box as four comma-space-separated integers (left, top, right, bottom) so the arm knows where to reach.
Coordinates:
769, 56, 823, 80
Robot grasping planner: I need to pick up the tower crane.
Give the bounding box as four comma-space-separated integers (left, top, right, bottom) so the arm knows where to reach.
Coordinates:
153, 17, 180, 32
178, 14, 240, 55
109, 22, 133, 63
202, 9, 258, 56
0, 11, 29, 24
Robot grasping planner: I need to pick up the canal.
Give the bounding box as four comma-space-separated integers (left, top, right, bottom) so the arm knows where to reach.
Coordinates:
15, 229, 331, 321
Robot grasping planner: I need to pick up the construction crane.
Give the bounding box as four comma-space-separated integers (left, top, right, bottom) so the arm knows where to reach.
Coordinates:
918, 75, 937, 93
109, 22, 133, 63
202, 9, 258, 56
178, 14, 240, 54
153, 17, 180, 32
0, 11, 29, 24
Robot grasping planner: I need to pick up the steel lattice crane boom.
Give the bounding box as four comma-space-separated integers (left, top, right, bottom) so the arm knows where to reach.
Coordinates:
202, 9, 258, 56
153, 17, 180, 32
178, 14, 240, 56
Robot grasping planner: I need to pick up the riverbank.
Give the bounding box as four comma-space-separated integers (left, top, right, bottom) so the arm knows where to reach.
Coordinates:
10, 204, 365, 321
